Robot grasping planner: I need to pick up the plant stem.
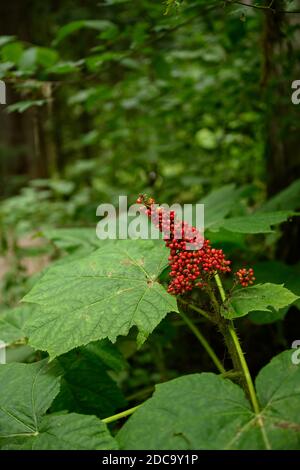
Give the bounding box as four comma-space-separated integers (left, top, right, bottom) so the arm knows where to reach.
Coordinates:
213, 273, 260, 414
220, 370, 242, 379
179, 298, 212, 321
102, 405, 141, 424
227, 322, 260, 415
178, 309, 226, 374
205, 282, 221, 316
214, 272, 226, 302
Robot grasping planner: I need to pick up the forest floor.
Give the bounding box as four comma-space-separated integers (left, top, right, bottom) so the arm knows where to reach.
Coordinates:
0, 236, 49, 285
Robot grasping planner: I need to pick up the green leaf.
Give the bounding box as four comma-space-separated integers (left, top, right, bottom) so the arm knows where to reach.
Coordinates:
18, 47, 37, 70
42, 227, 99, 252
85, 52, 123, 72
1, 41, 24, 64
252, 349, 300, 449
0, 305, 35, 344
249, 261, 300, 324
219, 211, 296, 233
18, 47, 58, 71
4, 414, 118, 450
207, 228, 246, 251
260, 179, 300, 212
51, 345, 126, 418
0, 360, 61, 440
0, 61, 14, 77
0, 360, 117, 450
0, 36, 16, 47
36, 47, 59, 68
200, 184, 240, 228
86, 339, 127, 372
118, 351, 300, 449
47, 60, 81, 75
54, 20, 116, 45
23, 240, 177, 359
49, 179, 75, 195
6, 100, 46, 113
195, 128, 218, 149
118, 373, 253, 450
221, 283, 299, 320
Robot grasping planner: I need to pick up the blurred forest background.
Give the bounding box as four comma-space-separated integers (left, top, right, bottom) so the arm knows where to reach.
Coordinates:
0, 0, 300, 397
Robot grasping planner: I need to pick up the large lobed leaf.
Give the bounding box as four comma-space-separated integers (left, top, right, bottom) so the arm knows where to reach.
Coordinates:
2, 414, 117, 450
221, 283, 299, 320
118, 350, 300, 450
0, 304, 35, 345
23, 240, 177, 359
0, 360, 117, 450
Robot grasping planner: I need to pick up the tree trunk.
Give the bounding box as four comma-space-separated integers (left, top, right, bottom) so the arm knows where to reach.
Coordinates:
262, 0, 300, 262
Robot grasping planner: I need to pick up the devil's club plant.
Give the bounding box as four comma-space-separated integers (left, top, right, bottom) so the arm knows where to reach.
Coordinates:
0, 194, 299, 450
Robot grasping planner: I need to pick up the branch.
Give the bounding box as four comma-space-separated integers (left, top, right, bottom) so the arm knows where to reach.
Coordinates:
228, 0, 300, 14
178, 309, 226, 374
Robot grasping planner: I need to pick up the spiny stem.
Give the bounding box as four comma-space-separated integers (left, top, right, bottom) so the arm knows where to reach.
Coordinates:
205, 282, 220, 315
179, 298, 212, 321
102, 405, 141, 424
213, 273, 261, 415
178, 309, 226, 374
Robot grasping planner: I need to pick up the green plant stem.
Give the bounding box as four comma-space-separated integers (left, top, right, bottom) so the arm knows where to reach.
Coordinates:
213, 273, 260, 415
179, 298, 212, 321
178, 309, 226, 374
227, 322, 260, 415
205, 282, 220, 318
214, 272, 226, 302
220, 370, 242, 379
102, 405, 141, 424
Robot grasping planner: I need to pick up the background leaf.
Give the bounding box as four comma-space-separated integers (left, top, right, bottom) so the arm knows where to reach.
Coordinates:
51, 343, 126, 418
54, 20, 117, 45
260, 179, 300, 212
219, 211, 296, 234
200, 184, 240, 229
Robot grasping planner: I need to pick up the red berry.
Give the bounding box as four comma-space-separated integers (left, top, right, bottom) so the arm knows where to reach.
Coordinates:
235, 268, 255, 287
138, 196, 232, 295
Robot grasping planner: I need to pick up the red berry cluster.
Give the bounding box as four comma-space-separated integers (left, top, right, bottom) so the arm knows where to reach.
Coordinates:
137, 195, 231, 295
235, 268, 255, 287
